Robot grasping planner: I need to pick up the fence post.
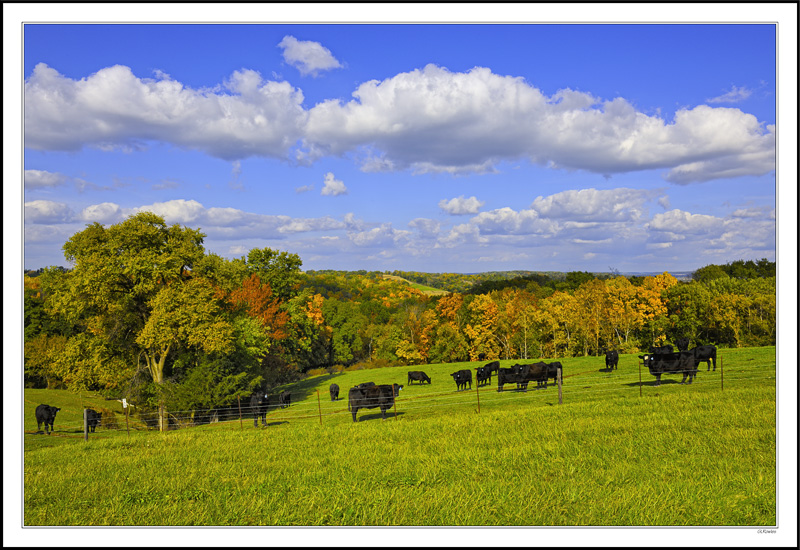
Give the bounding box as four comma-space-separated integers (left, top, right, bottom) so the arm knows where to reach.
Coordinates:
237, 395, 243, 430
83, 409, 88, 442
317, 390, 323, 425
638, 359, 643, 397
476, 380, 481, 413
557, 366, 563, 405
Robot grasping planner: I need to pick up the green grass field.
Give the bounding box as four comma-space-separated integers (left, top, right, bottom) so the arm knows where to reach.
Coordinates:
22, 347, 776, 526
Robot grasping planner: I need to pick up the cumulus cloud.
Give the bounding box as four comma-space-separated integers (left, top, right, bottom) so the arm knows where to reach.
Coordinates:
530, 188, 651, 222
24, 200, 75, 223
321, 172, 347, 196
278, 36, 342, 77
707, 85, 753, 104
24, 63, 775, 184
24, 63, 307, 161
24, 169, 67, 189
80, 202, 122, 224
439, 196, 485, 215
303, 64, 775, 183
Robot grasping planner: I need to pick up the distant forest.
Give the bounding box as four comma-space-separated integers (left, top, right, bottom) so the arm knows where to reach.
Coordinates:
23, 213, 775, 425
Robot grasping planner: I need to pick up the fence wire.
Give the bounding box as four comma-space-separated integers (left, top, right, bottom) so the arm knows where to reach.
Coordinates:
25, 361, 775, 441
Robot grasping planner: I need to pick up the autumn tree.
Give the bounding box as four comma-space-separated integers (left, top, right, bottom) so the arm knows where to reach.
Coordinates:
49, 212, 234, 430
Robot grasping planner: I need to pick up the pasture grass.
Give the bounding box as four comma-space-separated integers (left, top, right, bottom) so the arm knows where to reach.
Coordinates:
22, 347, 776, 526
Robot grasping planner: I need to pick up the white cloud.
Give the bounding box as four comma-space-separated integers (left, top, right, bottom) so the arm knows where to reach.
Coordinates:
80, 202, 122, 224
24, 169, 66, 189
321, 172, 347, 196
278, 36, 343, 77
295, 184, 314, 194
649, 209, 722, 234
303, 64, 775, 183
129, 199, 206, 224
24, 200, 74, 223
24, 63, 775, 184
707, 85, 753, 104
408, 218, 440, 238
530, 188, 650, 222
24, 63, 307, 161
439, 195, 485, 215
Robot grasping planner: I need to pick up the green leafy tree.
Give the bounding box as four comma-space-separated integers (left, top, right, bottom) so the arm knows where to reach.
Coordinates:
49, 212, 234, 430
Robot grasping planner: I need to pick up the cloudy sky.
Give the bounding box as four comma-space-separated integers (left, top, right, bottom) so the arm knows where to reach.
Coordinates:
16, 13, 788, 275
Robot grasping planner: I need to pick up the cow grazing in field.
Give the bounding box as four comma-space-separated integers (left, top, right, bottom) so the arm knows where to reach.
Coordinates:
348, 384, 397, 422
330, 383, 340, 401
480, 361, 500, 384
250, 391, 269, 427
407, 371, 432, 385
675, 337, 690, 352
639, 351, 698, 386
497, 363, 549, 391
475, 366, 491, 387
35, 404, 61, 435
392, 383, 403, 397
450, 369, 472, 391
691, 345, 717, 371
649, 344, 674, 354
279, 390, 291, 409
545, 361, 563, 386
86, 409, 102, 432
523, 362, 551, 390
605, 350, 619, 371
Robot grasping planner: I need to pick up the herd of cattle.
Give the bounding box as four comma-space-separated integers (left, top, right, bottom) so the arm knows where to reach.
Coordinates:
32, 339, 720, 431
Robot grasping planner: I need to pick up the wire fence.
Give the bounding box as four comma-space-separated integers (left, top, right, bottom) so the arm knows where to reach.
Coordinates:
24, 356, 775, 443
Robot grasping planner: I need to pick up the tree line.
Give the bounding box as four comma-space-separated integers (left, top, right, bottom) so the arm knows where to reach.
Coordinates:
24, 213, 776, 429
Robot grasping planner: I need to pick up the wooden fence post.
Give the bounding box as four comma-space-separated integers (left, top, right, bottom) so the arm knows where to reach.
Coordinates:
237, 395, 243, 430
638, 359, 643, 397
557, 366, 563, 405
83, 409, 88, 442
317, 390, 323, 425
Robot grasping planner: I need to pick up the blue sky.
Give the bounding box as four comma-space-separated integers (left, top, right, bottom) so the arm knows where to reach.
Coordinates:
16, 15, 787, 275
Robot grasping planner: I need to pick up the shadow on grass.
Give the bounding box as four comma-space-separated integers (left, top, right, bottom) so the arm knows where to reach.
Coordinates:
351, 411, 406, 423
624, 379, 687, 387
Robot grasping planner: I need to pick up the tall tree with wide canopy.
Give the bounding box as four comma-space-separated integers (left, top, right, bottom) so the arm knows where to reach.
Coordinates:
51, 212, 234, 430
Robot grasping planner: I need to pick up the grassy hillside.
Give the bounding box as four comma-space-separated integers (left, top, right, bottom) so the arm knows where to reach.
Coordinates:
23, 347, 776, 526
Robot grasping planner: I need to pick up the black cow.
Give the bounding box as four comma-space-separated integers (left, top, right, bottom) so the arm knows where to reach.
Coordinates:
475, 366, 491, 387
250, 391, 269, 427
497, 363, 548, 391
391, 383, 404, 397
639, 351, 698, 386
86, 409, 102, 432
35, 404, 61, 435
407, 371, 431, 385
279, 390, 291, 409
691, 345, 717, 371
649, 344, 674, 354
450, 369, 472, 391
330, 383, 340, 401
348, 384, 397, 422
605, 350, 619, 371
523, 362, 551, 390
481, 361, 500, 384
545, 361, 563, 386
675, 337, 690, 352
